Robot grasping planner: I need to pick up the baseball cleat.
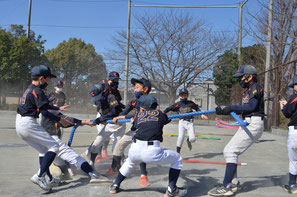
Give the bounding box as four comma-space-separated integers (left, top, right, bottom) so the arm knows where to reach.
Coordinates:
89, 172, 111, 183
230, 181, 241, 192
109, 184, 120, 194
208, 184, 234, 196
102, 150, 111, 160
186, 138, 192, 151
48, 177, 61, 187
164, 187, 187, 197
31, 174, 52, 192
140, 175, 149, 187
283, 184, 297, 194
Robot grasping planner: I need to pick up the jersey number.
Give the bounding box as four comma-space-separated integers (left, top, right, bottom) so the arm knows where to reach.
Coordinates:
138, 110, 159, 124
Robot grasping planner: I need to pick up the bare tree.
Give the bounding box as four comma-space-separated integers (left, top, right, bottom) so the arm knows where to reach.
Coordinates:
108, 11, 234, 104
246, 0, 297, 127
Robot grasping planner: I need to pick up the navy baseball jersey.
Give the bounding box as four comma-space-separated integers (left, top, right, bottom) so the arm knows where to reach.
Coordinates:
17, 84, 50, 118
231, 82, 264, 118
164, 100, 200, 120
132, 110, 171, 142
49, 91, 66, 107
282, 91, 297, 126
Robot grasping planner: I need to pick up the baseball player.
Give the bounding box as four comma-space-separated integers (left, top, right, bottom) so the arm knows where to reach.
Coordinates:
37, 96, 110, 185
87, 72, 126, 166
280, 74, 297, 194
107, 78, 151, 187
164, 88, 208, 153
15, 65, 72, 192
109, 95, 187, 197
49, 80, 66, 107
208, 65, 264, 196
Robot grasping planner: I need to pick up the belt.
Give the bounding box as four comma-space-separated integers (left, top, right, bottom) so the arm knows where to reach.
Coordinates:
245, 116, 264, 120
133, 138, 154, 145
181, 118, 193, 122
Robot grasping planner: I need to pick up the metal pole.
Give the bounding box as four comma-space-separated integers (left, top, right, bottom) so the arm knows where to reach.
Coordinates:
238, 2, 243, 65
124, 0, 131, 105
264, 0, 273, 131
26, 0, 32, 39
133, 5, 237, 8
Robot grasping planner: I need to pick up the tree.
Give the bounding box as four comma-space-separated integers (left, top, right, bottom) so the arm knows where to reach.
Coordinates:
247, 0, 297, 127
108, 11, 233, 104
0, 25, 46, 104
213, 44, 266, 105
45, 38, 107, 105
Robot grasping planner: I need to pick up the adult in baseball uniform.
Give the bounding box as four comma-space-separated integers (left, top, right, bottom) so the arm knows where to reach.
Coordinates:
280, 74, 297, 194
38, 96, 110, 184
109, 95, 187, 197
208, 65, 264, 196
107, 77, 151, 187
164, 88, 208, 153
49, 80, 66, 107
15, 65, 71, 192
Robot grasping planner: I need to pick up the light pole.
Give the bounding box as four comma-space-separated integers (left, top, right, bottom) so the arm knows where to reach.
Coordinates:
26, 0, 32, 39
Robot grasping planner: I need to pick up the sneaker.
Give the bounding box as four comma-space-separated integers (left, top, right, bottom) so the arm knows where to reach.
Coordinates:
208, 184, 234, 196
48, 177, 61, 187
31, 174, 52, 192
89, 172, 111, 183
283, 184, 297, 194
164, 187, 187, 197
109, 184, 120, 194
102, 150, 111, 160
230, 181, 241, 192
106, 168, 118, 176
186, 138, 192, 151
140, 175, 149, 187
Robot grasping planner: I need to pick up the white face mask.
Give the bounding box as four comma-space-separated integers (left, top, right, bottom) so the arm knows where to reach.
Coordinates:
56, 88, 62, 92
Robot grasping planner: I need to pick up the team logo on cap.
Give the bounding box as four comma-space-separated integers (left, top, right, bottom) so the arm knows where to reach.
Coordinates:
114, 73, 118, 76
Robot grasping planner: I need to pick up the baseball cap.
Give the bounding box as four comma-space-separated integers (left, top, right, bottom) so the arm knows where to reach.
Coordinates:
233, 65, 257, 77
55, 80, 64, 87
179, 88, 189, 95
31, 65, 56, 78
288, 74, 297, 88
90, 84, 105, 103
137, 95, 158, 109
108, 71, 120, 80
131, 77, 152, 93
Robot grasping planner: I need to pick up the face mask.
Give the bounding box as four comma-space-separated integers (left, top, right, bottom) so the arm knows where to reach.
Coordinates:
239, 79, 248, 88
180, 98, 187, 102
110, 82, 119, 89
135, 91, 143, 98
56, 88, 62, 92
40, 82, 48, 89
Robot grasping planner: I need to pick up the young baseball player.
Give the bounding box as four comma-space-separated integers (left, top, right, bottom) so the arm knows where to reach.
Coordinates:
208, 65, 264, 196
49, 80, 66, 107
107, 78, 151, 187
37, 96, 110, 185
15, 65, 72, 192
164, 88, 208, 153
280, 74, 297, 194
109, 95, 187, 197
87, 72, 126, 166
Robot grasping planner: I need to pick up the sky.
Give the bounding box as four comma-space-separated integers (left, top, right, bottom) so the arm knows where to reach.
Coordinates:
0, 0, 264, 65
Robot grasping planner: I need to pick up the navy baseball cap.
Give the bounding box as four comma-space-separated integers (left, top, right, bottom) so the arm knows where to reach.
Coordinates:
55, 80, 64, 87
90, 84, 105, 103
179, 88, 189, 95
31, 65, 56, 78
108, 71, 120, 80
137, 95, 158, 109
289, 74, 297, 88
131, 77, 152, 93
233, 65, 257, 77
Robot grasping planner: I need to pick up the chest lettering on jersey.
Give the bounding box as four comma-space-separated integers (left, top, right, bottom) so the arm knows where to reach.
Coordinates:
179, 107, 192, 114
138, 110, 159, 124
242, 93, 249, 104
